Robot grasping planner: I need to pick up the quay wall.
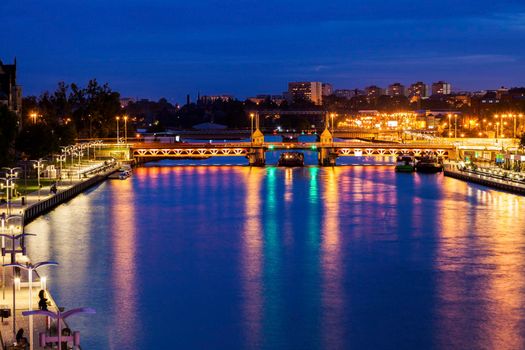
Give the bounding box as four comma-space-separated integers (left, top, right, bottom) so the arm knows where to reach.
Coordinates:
444, 168, 525, 195
24, 168, 117, 224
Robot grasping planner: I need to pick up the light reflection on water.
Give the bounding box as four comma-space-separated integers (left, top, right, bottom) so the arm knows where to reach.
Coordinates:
25, 164, 525, 349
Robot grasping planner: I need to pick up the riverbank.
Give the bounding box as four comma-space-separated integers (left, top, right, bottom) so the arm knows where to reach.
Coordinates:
444, 163, 525, 195
1, 161, 119, 224
0, 160, 120, 349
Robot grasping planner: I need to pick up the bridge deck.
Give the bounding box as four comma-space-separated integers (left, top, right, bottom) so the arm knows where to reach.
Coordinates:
130, 142, 454, 158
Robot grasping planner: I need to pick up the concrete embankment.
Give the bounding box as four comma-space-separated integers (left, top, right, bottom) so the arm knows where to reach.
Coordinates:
23, 164, 118, 224
444, 166, 525, 195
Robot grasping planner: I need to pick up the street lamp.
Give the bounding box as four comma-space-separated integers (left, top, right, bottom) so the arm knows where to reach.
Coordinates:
454, 114, 458, 138
31, 159, 46, 201
249, 113, 254, 145
330, 113, 335, 134
29, 112, 38, 125
124, 116, 128, 144
22, 307, 96, 349
0, 224, 34, 339
116, 116, 120, 144
5, 261, 58, 350
56, 154, 66, 185
1, 168, 21, 215
448, 114, 452, 138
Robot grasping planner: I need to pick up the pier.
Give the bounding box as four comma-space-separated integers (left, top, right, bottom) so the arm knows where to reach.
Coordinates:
444, 163, 525, 195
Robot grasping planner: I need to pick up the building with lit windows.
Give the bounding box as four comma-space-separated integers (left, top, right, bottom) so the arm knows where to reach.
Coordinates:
322, 83, 333, 96
365, 85, 384, 98
431, 81, 451, 95
287, 82, 323, 105
408, 82, 429, 98
387, 83, 406, 96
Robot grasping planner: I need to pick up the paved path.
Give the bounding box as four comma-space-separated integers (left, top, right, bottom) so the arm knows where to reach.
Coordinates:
0, 160, 120, 348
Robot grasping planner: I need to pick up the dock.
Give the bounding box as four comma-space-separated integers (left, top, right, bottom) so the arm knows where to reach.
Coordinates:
444, 164, 525, 195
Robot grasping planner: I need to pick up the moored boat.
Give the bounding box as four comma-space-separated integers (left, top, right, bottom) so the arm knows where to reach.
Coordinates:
416, 156, 443, 173
278, 152, 304, 167
395, 155, 416, 172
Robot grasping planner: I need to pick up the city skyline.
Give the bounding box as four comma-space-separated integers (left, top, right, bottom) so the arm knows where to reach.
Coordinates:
2, 0, 524, 102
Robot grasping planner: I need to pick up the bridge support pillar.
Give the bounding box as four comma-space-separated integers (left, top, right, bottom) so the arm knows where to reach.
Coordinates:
318, 124, 337, 166
248, 147, 266, 166
318, 147, 337, 166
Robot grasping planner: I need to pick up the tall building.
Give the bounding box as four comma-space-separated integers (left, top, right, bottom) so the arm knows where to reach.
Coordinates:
334, 89, 356, 99
387, 83, 406, 96
408, 82, 429, 97
0, 58, 22, 116
365, 85, 384, 98
288, 82, 323, 105
431, 81, 451, 95
322, 83, 333, 96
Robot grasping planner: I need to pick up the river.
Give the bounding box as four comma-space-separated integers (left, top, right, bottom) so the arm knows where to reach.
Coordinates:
26, 160, 525, 349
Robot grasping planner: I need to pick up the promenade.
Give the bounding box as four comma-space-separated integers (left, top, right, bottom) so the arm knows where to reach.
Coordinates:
0, 160, 120, 349
444, 162, 525, 195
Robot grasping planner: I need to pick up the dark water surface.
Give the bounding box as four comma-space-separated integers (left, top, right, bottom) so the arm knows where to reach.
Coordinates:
26, 164, 525, 349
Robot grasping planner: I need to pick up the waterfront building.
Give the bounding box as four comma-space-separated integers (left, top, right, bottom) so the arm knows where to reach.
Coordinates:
431, 81, 452, 95
287, 82, 323, 105
248, 94, 285, 106
322, 83, 333, 96
334, 89, 357, 99
0, 58, 22, 117
365, 85, 385, 98
387, 83, 406, 96
408, 82, 429, 98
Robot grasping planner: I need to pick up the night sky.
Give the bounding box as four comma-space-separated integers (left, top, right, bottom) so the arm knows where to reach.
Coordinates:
2, 0, 524, 102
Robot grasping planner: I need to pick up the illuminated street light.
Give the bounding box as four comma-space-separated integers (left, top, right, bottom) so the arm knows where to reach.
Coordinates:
29, 112, 38, 124
55, 154, 66, 185
22, 307, 96, 349
1, 168, 21, 215
447, 114, 452, 138
249, 113, 256, 146
31, 159, 46, 201
0, 221, 34, 339
454, 114, 458, 138
116, 116, 120, 144
4, 261, 58, 350
124, 115, 128, 144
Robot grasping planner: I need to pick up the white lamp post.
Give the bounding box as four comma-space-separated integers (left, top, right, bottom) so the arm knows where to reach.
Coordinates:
124, 116, 128, 144
31, 160, 45, 201
56, 154, 66, 185
5, 261, 58, 350
116, 117, 120, 144
23, 307, 95, 349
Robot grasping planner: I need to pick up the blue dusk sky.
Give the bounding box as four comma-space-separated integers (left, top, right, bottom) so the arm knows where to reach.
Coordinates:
1, 0, 525, 103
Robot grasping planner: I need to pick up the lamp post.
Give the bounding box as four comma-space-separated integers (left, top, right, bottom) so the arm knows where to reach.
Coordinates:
0, 224, 35, 339
116, 117, 120, 144
249, 113, 254, 145
330, 113, 335, 134
448, 114, 452, 137
5, 261, 58, 350
71, 150, 83, 180
124, 116, 128, 144
454, 114, 458, 138
1, 168, 21, 215
31, 159, 46, 202
56, 155, 66, 185
22, 307, 96, 349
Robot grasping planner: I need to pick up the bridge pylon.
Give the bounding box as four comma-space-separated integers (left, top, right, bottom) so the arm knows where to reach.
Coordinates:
318, 126, 337, 166
248, 128, 265, 166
